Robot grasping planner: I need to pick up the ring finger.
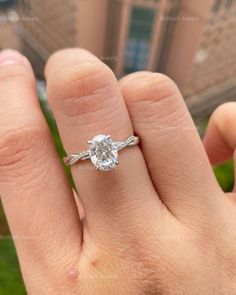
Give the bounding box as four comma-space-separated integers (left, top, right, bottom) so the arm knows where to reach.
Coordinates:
45, 49, 165, 243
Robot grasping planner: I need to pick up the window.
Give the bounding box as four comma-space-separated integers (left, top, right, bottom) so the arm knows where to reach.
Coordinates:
225, 0, 233, 9
124, 6, 155, 74
212, 0, 222, 13
0, 0, 16, 7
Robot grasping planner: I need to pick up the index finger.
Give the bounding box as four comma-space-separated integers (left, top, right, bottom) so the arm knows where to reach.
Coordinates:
0, 50, 82, 292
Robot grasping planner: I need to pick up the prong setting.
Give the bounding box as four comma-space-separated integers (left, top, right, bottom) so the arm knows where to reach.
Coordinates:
64, 134, 139, 171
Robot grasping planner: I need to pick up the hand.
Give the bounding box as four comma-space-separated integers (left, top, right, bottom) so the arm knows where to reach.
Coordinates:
0, 48, 236, 295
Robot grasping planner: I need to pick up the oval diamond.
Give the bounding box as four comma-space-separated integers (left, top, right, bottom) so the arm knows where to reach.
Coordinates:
89, 135, 118, 171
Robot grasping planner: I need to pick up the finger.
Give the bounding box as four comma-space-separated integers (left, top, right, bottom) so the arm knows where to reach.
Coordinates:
120, 72, 222, 218
45, 49, 164, 242
203, 102, 236, 165
0, 50, 82, 292
73, 189, 85, 219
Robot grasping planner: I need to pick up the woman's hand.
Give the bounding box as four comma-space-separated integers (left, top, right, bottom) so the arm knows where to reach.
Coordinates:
0, 49, 236, 295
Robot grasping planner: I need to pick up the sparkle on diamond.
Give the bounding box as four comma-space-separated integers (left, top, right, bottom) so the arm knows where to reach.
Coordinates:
89, 135, 118, 171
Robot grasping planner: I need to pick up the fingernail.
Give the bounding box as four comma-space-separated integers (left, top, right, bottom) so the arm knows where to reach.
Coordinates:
0, 49, 28, 66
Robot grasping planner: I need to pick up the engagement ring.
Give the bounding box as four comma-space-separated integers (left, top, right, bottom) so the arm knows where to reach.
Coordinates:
64, 134, 139, 171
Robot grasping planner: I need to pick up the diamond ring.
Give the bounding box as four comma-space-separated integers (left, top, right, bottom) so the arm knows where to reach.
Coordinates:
63, 134, 139, 171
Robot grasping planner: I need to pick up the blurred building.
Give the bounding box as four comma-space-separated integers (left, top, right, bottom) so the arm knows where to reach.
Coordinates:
0, 0, 236, 119
103, 0, 236, 119
15, 0, 77, 77
0, 0, 20, 51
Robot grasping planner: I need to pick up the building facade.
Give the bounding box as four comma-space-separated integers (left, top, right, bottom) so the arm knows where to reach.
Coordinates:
1, 0, 235, 118
0, 1, 20, 51
104, 0, 236, 118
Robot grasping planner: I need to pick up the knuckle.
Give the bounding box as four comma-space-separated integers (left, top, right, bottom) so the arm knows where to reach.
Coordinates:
47, 60, 117, 118
0, 120, 48, 169
0, 63, 34, 85
122, 72, 180, 104
121, 73, 183, 126
212, 102, 236, 148
213, 102, 236, 128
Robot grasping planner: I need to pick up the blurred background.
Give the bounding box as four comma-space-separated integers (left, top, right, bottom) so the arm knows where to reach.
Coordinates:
0, 0, 235, 293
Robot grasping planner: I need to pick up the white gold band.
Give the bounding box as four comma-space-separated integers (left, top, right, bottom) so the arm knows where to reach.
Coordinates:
63, 134, 139, 171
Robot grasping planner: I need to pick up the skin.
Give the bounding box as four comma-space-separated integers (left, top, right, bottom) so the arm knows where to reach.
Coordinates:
0, 48, 236, 294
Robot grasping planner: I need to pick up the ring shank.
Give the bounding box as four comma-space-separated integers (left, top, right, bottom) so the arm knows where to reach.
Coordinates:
63, 150, 90, 166
63, 135, 139, 166
113, 135, 139, 151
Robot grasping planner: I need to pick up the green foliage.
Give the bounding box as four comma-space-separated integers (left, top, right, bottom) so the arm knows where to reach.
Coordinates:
0, 239, 26, 295
39, 98, 74, 186
214, 160, 234, 192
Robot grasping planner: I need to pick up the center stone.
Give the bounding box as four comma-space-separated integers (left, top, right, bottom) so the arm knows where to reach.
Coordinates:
89, 135, 118, 171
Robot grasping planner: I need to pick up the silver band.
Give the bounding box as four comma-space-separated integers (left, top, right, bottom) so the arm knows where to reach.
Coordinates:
63, 134, 139, 171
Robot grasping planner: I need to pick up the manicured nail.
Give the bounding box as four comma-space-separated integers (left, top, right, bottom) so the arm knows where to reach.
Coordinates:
0, 49, 28, 66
